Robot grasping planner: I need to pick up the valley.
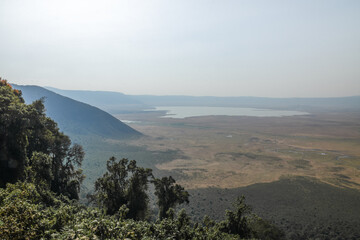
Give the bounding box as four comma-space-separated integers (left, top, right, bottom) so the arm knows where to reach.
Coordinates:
113, 109, 360, 238
9, 84, 360, 239
117, 110, 360, 190
2, 1, 359, 238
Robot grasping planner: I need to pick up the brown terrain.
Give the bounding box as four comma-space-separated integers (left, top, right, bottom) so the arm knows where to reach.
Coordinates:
116, 111, 360, 190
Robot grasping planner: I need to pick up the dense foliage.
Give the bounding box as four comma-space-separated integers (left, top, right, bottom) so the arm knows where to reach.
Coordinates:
0, 79, 85, 200
0, 181, 284, 240
152, 176, 190, 220
185, 177, 360, 240
0, 79, 284, 239
91, 157, 152, 220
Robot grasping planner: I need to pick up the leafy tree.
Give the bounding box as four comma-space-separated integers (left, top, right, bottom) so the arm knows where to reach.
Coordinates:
126, 160, 153, 220
92, 157, 152, 220
249, 217, 285, 240
26, 152, 53, 189
0, 79, 28, 186
152, 176, 190, 220
92, 157, 130, 215
220, 195, 252, 237
203, 215, 216, 228
0, 78, 85, 200
0, 182, 53, 239
53, 142, 85, 200
176, 208, 191, 230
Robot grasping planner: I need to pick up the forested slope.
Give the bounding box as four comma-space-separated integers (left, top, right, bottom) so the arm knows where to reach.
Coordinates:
186, 176, 360, 239
13, 84, 142, 139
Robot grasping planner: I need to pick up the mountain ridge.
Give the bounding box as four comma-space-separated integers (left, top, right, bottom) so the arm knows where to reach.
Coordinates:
45, 87, 149, 114
12, 84, 142, 139
42, 86, 360, 113
132, 95, 360, 112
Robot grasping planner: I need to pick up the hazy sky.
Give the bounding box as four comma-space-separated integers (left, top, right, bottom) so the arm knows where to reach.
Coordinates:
1, 0, 359, 97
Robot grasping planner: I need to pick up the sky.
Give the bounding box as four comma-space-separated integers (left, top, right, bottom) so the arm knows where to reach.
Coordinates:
0, 0, 359, 98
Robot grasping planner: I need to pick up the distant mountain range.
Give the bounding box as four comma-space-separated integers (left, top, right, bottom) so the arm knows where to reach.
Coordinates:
132, 95, 360, 112
44, 87, 360, 113
45, 87, 149, 114
12, 84, 142, 139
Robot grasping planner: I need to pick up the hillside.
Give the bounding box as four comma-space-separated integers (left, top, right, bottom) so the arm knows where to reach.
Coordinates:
46, 87, 149, 114
12, 84, 142, 139
186, 176, 360, 239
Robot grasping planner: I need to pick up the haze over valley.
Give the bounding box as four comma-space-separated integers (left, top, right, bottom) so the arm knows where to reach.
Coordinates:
1, 0, 360, 239
9, 83, 360, 239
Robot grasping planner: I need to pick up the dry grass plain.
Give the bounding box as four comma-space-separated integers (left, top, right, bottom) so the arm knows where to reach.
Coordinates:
116, 111, 360, 190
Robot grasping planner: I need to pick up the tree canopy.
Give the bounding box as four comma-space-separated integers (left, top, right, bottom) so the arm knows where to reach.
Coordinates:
91, 157, 152, 220
152, 176, 190, 220
0, 78, 84, 199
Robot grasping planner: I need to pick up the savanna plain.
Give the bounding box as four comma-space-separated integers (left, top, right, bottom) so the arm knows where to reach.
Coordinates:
109, 109, 360, 238
117, 111, 360, 191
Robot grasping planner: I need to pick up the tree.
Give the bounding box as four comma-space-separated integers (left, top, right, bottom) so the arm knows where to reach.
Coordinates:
126, 160, 153, 220
0, 79, 28, 186
249, 217, 285, 240
27, 152, 53, 189
0, 78, 85, 200
152, 176, 189, 220
92, 157, 152, 220
0, 182, 50, 239
55, 143, 85, 200
220, 196, 252, 238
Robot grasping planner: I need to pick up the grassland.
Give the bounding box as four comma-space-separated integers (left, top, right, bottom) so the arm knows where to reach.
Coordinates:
75, 109, 360, 238
116, 111, 360, 190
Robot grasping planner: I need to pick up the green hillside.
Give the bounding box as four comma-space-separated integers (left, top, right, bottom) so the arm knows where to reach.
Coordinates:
186, 176, 360, 239
13, 84, 142, 139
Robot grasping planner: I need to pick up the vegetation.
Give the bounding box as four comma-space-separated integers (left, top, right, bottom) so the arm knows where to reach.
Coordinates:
3, 79, 359, 239
90, 157, 152, 219
185, 177, 360, 239
0, 79, 85, 200
1, 180, 284, 240
0, 79, 284, 239
153, 176, 190, 220
0, 181, 248, 240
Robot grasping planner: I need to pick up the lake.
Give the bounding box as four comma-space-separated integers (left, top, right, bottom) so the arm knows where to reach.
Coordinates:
154, 106, 309, 118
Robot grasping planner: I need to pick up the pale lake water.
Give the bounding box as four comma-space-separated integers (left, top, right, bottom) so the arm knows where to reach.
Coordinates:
154, 106, 309, 119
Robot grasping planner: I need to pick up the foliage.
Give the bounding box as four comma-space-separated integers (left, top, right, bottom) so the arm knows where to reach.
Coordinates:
28, 152, 53, 188
0, 156, 271, 240
249, 217, 285, 240
152, 176, 190, 220
0, 182, 243, 240
0, 182, 53, 239
0, 78, 28, 186
219, 195, 252, 237
0, 78, 85, 200
91, 157, 152, 220
185, 177, 360, 240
